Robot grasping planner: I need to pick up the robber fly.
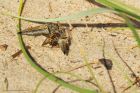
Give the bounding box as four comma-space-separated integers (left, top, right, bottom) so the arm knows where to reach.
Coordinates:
19, 23, 71, 55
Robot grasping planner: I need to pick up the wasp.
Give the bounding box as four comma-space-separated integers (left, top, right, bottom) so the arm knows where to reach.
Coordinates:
19, 23, 71, 55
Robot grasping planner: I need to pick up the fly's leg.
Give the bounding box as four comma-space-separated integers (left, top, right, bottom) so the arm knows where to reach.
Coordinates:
42, 34, 59, 48
42, 38, 59, 48
42, 38, 51, 46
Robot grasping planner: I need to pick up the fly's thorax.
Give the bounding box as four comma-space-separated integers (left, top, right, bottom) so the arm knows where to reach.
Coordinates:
58, 27, 70, 38
47, 23, 60, 34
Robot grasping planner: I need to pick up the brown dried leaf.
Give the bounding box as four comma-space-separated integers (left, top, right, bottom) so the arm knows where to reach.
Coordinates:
12, 46, 31, 59
0, 44, 8, 52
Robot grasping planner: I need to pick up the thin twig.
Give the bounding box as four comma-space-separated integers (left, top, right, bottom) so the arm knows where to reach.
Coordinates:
64, 62, 96, 73
112, 41, 137, 77
100, 30, 117, 93
12, 46, 31, 58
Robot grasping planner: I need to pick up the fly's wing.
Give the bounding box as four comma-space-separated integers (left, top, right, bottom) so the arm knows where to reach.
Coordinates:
19, 29, 50, 36
58, 39, 70, 55
19, 24, 51, 36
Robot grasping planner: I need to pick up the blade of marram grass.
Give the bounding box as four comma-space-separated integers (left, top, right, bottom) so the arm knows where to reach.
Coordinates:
105, 53, 139, 93
34, 72, 84, 93
95, 0, 140, 47
16, 0, 97, 93
123, 15, 140, 47
9, 8, 110, 23
34, 77, 46, 93
80, 48, 107, 93
34, 71, 98, 93
95, 0, 140, 22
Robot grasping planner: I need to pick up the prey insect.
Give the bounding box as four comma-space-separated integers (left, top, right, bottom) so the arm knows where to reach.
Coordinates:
19, 23, 71, 55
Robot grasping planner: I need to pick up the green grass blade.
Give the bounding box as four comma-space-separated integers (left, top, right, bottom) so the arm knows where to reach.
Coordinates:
34, 71, 96, 93
80, 48, 107, 93
34, 77, 46, 93
95, 0, 140, 47
105, 52, 138, 93
10, 8, 110, 23
122, 15, 140, 47
95, 0, 140, 21
16, 0, 97, 93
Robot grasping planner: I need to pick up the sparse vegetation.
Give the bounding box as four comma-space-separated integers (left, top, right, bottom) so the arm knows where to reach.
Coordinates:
2, 0, 140, 93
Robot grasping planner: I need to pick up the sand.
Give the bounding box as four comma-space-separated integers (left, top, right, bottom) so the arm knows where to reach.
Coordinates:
0, 0, 140, 93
